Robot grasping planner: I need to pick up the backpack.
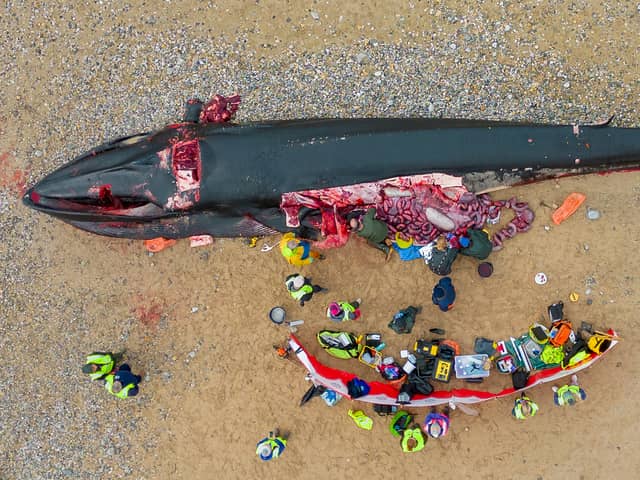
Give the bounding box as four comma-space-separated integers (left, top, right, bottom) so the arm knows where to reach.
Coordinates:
460, 229, 493, 260
388, 306, 421, 334
512, 368, 529, 390
547, 302, 564, 323
316, 330, 361, 359
549, 320, 573, 347
562, 339, 589, 369
587, 333, 612, 355
529, 323, 550, 344
438, 342, 458, 360
346, 377, 370, 398
474, 337, 498, 356
389, 411, 413, 436
396, 383, 414, 405
378, 362, 405, 381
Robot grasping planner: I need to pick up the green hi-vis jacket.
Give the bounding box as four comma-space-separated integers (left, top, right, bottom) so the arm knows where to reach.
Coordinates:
401, 427, 426, 453
285, 275, 313, 301
512, 396, 539, 419
104, 374, 135, 399
85, 353, 115, 381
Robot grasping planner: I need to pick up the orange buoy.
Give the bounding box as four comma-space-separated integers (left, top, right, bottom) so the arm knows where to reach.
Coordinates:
143, 237, 177, 253
551, 192, 586, 225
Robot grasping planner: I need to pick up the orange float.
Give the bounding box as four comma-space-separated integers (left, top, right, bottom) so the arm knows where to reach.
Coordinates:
143, 237, 177, 253
551, 192, 586, 225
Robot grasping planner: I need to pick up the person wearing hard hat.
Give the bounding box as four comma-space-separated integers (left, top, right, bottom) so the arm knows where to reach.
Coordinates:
459, 229, 493, 260
81, 351, 123, 381
401, 424, 426, 453
553, 374, 587, 407
326, 299, 361, 322
256, 430, 287, 461
511, 393, 539, 420
423, 406, 451, 438
284, 273, 327, 307
279, 232, 324, 266
104, 363, 142, 399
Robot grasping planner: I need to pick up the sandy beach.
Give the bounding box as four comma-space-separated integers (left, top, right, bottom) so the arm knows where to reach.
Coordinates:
1, 2, 639, 479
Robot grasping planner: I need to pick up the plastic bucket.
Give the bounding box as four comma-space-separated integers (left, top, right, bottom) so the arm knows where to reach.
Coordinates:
386, 374, 408, 390
269, 307, 286, 325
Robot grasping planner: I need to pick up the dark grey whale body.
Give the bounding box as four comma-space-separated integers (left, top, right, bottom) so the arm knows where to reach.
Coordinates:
23, 116, 640, 239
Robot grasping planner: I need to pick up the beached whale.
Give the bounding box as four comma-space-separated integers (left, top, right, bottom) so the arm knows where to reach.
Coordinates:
22, 98, 640, 240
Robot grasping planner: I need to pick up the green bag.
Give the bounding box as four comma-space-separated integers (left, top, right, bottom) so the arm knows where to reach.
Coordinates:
461, 229, 493, 260
388, 306, 421, 334
317, 330, 361, 359
389, 411, 413, 437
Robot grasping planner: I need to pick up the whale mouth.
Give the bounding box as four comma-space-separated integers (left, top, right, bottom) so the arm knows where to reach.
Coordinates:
23, 138, 203, 219
24, 186, 163, 218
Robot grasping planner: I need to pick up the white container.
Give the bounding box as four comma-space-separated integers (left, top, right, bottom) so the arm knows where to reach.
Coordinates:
454, 355, 490, 379
402, 359, 416, 374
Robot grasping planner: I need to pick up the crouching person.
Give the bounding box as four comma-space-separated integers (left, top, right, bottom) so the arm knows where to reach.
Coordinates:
553, 375, 587, 407
423, 406, 451, 438
401, 424, 426, 453
326, 299, 361, 322
512, 393, 539, 419
256, 430, 287, 461
104, 364, 142, 399
285, 273, 327, 307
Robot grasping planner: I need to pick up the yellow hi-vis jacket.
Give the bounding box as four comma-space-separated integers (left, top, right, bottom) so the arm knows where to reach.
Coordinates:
401, 427, 426, 453
512, 395, 539, 419
104, 374, 135, 399
85, 353, 115, 381
280, 233, 314, 266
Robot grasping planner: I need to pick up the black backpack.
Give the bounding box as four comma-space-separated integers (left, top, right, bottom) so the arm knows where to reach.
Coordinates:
388, 306, 421, 334
396, 383, 413, 404
346, 377, 370, 398
562, 338, 588, 369
511, 368, 529, 390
